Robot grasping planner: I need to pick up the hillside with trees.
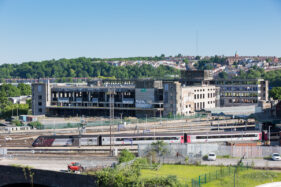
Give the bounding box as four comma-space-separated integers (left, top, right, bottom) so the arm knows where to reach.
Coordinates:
0, 57, 179, 79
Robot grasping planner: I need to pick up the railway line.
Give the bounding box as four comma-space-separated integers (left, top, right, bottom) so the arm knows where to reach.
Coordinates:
5, 146, 138, 155
0, 118, 256, 148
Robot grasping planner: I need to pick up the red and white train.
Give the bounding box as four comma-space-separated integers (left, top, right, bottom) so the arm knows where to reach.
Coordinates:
32, 131, 261, 147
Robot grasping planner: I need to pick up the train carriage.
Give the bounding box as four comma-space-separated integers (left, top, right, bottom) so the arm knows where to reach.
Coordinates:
101, 133, 184, 146
32, 131, 261, 147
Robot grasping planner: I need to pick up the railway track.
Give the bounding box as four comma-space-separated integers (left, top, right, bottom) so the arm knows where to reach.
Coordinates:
5, 146, 138, 154
0, 118, 256, 147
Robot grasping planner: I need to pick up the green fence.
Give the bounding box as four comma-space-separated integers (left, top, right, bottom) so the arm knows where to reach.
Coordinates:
42, 113, 207, 129
191, 165, 250, 187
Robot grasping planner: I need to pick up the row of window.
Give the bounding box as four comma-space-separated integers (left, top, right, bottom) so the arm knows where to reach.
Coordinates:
115, 137, 179, 141
194, 88, 216, 92
196, 134, 257, 139
194, 93, 215, 99
223, 92, 258, 97
222, 87, 258, 91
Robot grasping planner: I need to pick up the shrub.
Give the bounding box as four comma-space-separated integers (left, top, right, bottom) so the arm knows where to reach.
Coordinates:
132, 158, 149, 169
146, 150, 157, 164
217, 155, 231, 159
96, 166, 139, 187
29, 121, 43, 129
185, 156, 189, 164
12, 120, 22, 126
202, 155, 208, 160
118, 149, 135, 163
142, 175, 181, 187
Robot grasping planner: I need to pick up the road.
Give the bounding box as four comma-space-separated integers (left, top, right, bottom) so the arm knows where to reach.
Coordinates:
0, 155, 117, 171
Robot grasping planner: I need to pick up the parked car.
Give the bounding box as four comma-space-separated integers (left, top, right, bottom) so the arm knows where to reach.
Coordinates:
208, 153, 216, 161
272, 153, 281, 161
67, 162, 84, 173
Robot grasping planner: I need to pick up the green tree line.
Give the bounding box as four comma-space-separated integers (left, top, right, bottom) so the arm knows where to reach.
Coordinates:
0, 57, 179, 79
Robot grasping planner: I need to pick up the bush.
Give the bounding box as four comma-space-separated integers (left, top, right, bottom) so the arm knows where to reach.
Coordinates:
118, 149, 135, 163
217, 155, 231, 159
202, 155, 208, 160
132, 158, 149, 169
29, 121, 43, 129
142, 175, 181, 187
12, 120, 22, 126
96, 166, 140, 187
146, 151, 157, 164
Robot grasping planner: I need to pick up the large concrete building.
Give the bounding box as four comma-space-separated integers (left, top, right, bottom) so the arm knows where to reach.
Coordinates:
32, 70, 269, 117
212, 79, 268, 107
163, 82, 219, 116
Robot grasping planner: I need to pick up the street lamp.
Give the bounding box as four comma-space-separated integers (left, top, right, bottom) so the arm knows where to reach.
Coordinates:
268, 126, 271, 145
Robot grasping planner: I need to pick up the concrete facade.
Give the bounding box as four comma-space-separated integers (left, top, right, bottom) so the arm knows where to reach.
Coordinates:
31, 71, 269, 117
214, 79, 268, 107
163, 82, 218, 116
32, 83, 50, 115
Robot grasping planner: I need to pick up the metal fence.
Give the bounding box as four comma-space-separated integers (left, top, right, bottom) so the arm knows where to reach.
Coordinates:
191, 165, 250, 187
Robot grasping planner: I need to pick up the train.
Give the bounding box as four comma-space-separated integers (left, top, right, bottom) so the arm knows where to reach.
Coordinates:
32, 131, 262, 147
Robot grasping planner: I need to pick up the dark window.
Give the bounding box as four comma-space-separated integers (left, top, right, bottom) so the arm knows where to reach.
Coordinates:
38, 102, 42, 106
38, 108, 42, 113
38, 95, 42, 100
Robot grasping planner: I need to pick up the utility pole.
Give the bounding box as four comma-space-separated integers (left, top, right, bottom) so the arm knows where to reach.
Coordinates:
16, 104, 18, 120
268, 126, 271, 145
107, 88, 115, 156
146, 114, 147, 125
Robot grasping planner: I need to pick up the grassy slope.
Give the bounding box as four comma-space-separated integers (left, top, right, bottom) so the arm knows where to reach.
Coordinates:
141, 165, 281, 187
203, 169, 281, 187
141, 165, 221, 184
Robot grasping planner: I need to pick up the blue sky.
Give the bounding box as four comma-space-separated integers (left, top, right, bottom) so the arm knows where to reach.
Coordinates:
0, 0, 281, 64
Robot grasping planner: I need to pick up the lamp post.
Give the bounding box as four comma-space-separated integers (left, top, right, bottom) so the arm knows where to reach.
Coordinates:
268, 126, 271, 145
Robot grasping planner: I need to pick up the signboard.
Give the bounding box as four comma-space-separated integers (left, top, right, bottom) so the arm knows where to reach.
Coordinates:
136, 100, 152, 108
122, 98, 134, 104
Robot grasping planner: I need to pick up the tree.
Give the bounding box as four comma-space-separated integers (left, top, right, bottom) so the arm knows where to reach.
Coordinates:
183, 59, 189, 64
17, 83, 31, 95
176, 53, 182, 58
118, 149, 135, 163
0, 57, 180, 80
29, 121, 43, 129
269, 87, 281, 100
195, 56, 201, 60
218, 72, 228, 79
151, 140, 168, 161
0, 84, 21, 97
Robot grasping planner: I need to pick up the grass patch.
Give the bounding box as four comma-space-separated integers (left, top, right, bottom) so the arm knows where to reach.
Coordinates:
203, 169, 281, 187
141, 164, 222, 185
10, 164, 33, 169
216, 155, 233, 159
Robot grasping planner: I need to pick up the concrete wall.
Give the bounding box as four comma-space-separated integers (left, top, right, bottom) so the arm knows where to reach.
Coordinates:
0, 165, 97, 187
138, 143, 281, 159
163, 82, 181, 116
32, 83, 50, 115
